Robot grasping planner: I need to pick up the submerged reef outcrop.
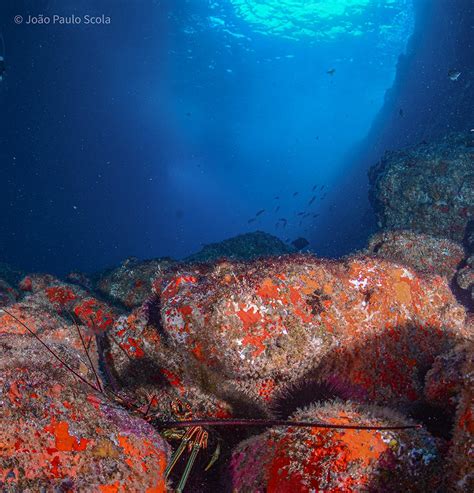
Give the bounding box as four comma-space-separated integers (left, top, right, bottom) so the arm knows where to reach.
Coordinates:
96, 257, 175, 309
369, 132, 474, 242
366, 230, 465, 282
184, 230, 294, 263
1, 235, 472, 491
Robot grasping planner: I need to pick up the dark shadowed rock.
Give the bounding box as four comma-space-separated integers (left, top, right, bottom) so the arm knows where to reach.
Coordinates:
369, 132, 474, 242
291, 237, 310, 251
184, 231, 294, 263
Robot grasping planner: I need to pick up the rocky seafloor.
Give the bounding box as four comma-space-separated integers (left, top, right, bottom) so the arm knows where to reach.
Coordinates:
1, 133, 473, 492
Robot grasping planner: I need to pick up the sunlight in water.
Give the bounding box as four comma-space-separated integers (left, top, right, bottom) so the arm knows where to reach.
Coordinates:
226, 0, 413, 41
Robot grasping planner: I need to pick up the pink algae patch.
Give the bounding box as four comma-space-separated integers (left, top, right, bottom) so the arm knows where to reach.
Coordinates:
162, 275, 198, 299
45, 420, 90, 452
237, 307, 261, 327
257, 279, 280, 299
121, 337, 145, 358
73, 299, 114, 332
99, 482, 120, 493
46, 287, 77, 306
161, 368, 185, 394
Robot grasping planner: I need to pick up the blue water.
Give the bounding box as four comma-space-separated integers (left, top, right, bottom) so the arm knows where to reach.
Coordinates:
0, 0, 444, 275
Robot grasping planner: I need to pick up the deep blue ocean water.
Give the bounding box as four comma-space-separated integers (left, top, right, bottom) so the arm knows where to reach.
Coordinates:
0, 0, 471, 274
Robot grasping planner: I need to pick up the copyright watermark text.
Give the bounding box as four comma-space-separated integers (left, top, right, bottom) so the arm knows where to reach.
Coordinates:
14, 14, 111, 25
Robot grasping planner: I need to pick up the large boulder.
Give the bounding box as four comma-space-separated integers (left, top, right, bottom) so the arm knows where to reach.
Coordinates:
230, 401, 442, 492
0, 333, 169, 492
155, 255, 468, 409
96, 257, 175, 309
366, 230, 465, 281
369, 132, 474, 242
455, 222, 474, 307
0, 276, 171, 492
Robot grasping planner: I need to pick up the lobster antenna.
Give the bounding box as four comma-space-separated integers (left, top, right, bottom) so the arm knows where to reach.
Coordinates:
87, 314, 148, 413
68, 311, 103, 393
1, 307, 101, 394
155, 418, 421, 431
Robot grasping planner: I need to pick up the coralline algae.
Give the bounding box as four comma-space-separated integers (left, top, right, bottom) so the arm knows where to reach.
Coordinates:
0, 231, 472, 491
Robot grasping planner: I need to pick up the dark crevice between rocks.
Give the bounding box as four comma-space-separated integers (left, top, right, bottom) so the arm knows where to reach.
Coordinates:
408, 402, 454, 441
450, 276, 473, 314
117, 358, 169, 391
167, 426, 253, 493
450, 220, 474, 312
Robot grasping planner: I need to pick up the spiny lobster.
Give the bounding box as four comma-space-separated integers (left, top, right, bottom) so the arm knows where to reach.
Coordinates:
1, 307, 420, 492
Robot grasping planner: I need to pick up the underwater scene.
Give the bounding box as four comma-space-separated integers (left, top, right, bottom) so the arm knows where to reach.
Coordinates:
0, 0, 473, 491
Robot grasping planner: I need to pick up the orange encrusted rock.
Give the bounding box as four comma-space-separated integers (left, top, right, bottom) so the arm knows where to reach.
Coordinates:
0, 334, 169, 492
156, 255, 467, 407
230, 401, 442, 492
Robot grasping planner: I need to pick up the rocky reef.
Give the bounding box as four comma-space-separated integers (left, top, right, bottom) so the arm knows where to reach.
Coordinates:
184, 231, 294, 263
369, 132, 473, 242
455, 222, 474, 304
95, 257, 175, 310
368, 132, 474, 312
1, 237, 472, 491
1, 151, 473, 491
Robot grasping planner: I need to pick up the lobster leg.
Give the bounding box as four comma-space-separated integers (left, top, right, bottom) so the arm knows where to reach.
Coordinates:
176, 440, 201, 493
164, 429, 192, 479
176, 428, 208, 493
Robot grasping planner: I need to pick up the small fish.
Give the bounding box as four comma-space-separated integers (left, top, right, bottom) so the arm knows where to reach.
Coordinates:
256, 209, 265, 216
292, 237, 310, 250
326, 68, 336, 76
274, 196, 280, 200
320, 185, 325, 191
293, 192, 298, 197
312, 185, 318, 192
448, 69, 461, 81
308, 196, 316, 205
313, 213, 320, 218
297, 212, 305, 216
248, 218, 256, 224
399, 108, 403, 117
